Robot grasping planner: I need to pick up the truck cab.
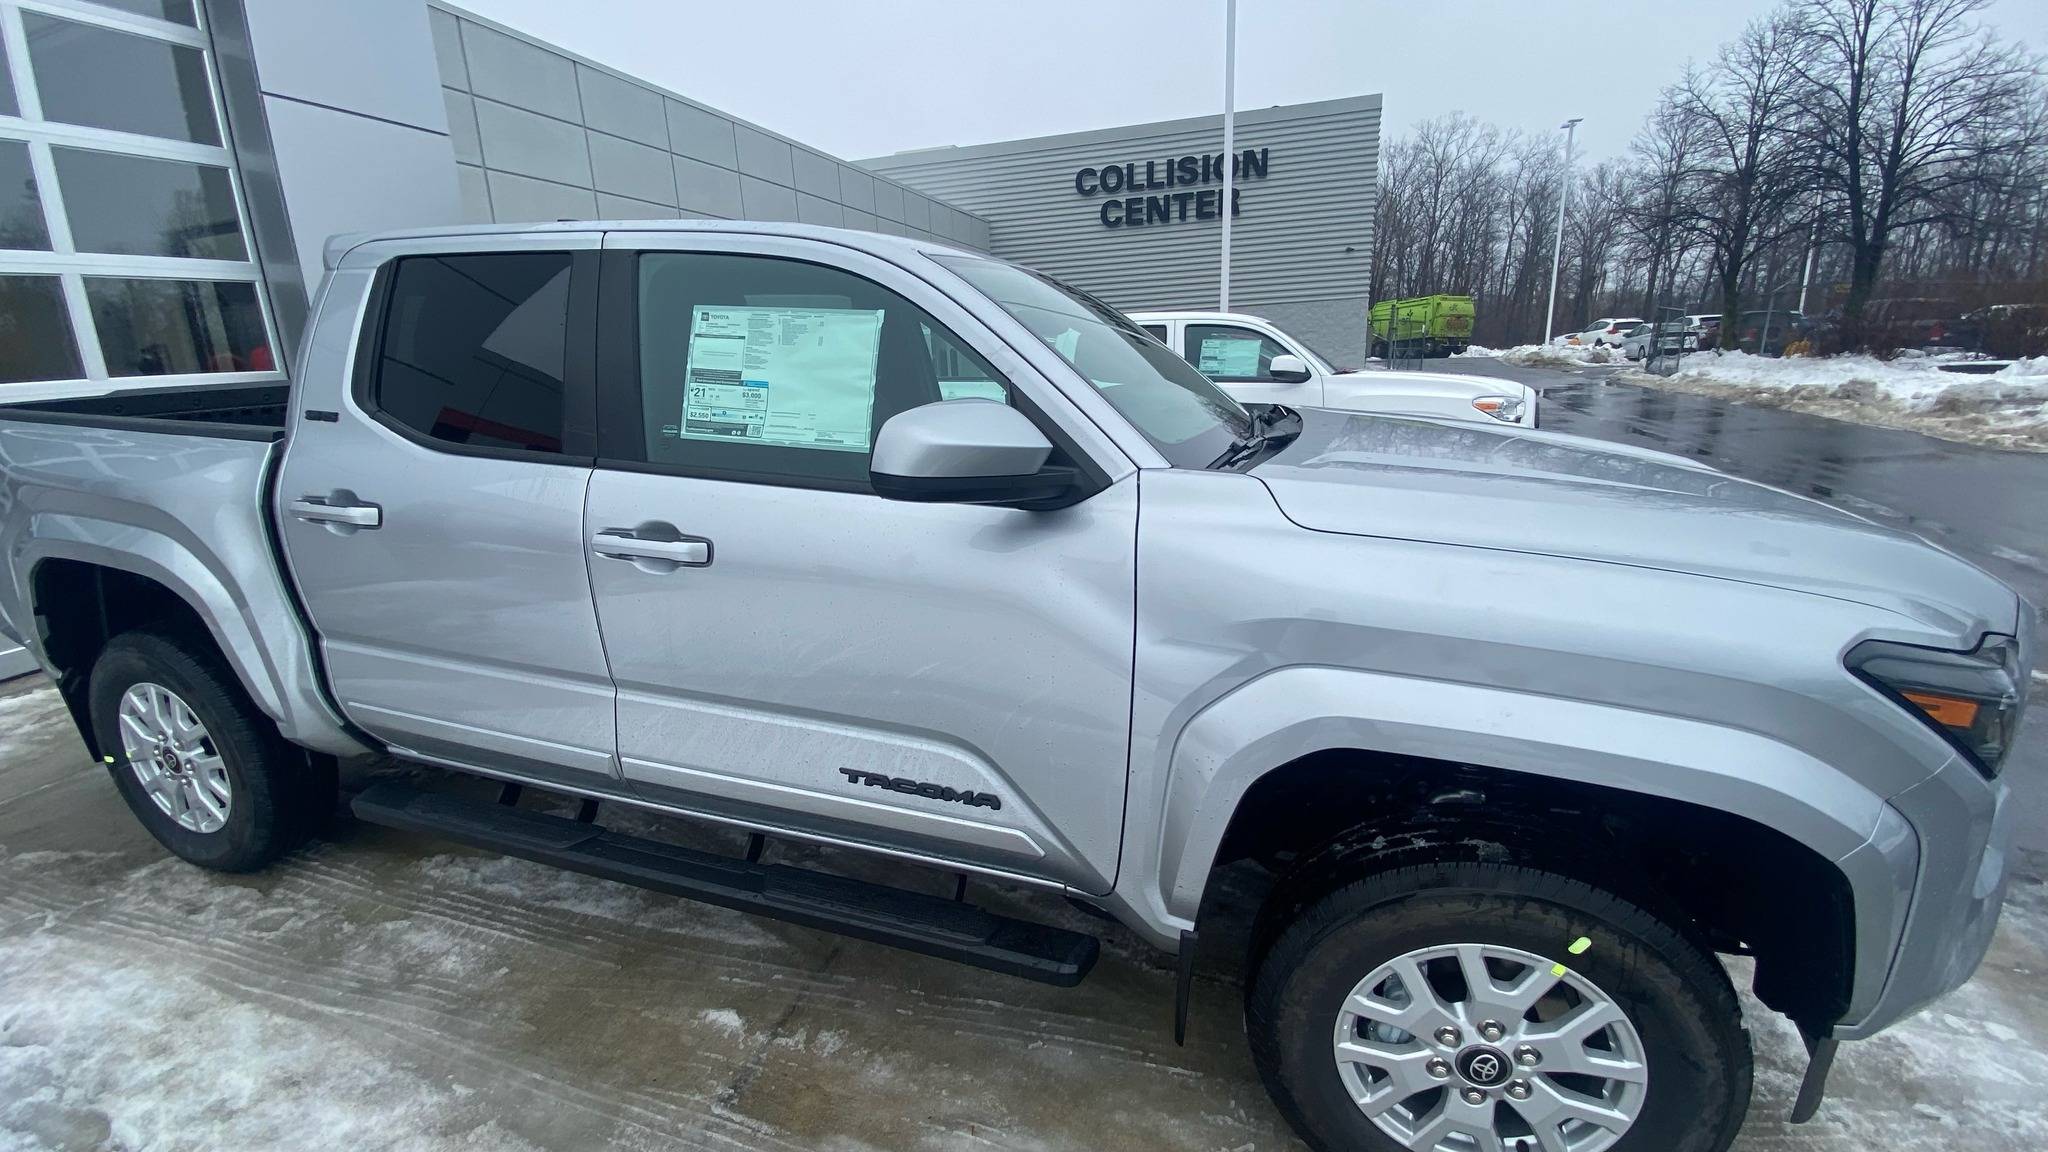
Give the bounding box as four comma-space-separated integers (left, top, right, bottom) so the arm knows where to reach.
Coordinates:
1129, 308, 1538, 427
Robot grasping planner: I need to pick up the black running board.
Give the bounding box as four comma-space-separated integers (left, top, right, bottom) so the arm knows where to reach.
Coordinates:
352, 781, 1098, 986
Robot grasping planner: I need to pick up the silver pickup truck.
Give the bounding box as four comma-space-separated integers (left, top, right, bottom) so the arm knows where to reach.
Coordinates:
0, 221, 2027, 1152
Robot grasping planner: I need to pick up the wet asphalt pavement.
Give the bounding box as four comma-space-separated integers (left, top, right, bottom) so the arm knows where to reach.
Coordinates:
1451, 357, 2048, 858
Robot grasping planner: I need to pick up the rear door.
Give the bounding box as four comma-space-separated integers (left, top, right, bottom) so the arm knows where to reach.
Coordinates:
582, 232, 1138, 891
278, 235, 618, 789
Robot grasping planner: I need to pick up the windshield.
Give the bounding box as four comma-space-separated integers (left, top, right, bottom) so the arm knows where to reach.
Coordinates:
933, 255, 1253, 468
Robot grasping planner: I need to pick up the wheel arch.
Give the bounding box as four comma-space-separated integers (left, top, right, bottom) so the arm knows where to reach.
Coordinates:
1144, 665, 1904, 1033
23, 527, 359, 758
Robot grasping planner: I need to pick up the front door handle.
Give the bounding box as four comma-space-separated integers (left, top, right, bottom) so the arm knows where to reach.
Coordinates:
590, 529, 712, 567
289, 497, 381, 528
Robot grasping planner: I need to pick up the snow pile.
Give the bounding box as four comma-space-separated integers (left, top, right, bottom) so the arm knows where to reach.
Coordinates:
1499, 342, 1630, 367
1625, 351, 2048, 450
1454, 345, 1501, 358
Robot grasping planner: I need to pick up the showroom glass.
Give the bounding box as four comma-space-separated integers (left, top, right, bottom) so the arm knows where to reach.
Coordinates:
371, 253, 572, 454
931, 255, 1251, 470
54, 148, 245, 260
632, 252, 1010, 488
0, 276, 83, 382
0, 2, 274, 389
91, 0, 198, 26
1184, 324, 1291, 381
87, 277, 267, 376
0, 141, 51, 251
22, 14, 219, 144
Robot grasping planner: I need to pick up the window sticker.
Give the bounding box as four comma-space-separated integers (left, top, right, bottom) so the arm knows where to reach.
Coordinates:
678, 306, 884, 452
1195, 334, 1264, 377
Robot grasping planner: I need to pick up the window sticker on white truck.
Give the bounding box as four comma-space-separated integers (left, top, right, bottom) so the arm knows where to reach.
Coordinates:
677, 306, 884, 452
1195, 334, 1262, 377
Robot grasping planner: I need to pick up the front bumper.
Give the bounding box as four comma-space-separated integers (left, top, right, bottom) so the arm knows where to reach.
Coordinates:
1833, 759, 2013, 1041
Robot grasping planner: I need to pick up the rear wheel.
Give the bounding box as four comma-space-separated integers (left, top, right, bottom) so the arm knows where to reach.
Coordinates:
1246, 862, 1750, 1152
88, 628, 331, 872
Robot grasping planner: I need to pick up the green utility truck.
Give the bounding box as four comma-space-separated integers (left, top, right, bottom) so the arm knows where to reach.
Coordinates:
1369, 294, 1476, 358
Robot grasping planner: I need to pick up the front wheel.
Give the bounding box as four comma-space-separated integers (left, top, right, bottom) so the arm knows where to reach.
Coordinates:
1246, 862, 1751, 1152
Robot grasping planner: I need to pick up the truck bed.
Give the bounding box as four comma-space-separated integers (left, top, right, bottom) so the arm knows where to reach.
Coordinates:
0, 383, 288, 442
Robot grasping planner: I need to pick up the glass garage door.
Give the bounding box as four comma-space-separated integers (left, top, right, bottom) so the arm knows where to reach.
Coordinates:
0, 0, 279, 400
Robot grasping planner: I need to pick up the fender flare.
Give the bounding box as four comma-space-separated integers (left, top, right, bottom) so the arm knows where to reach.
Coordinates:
20, 515, 361, 757
1149, 666, 1894, 927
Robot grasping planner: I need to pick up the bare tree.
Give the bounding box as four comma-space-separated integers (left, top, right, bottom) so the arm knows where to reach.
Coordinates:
1679, 16, 1809, 336
1787, 0, 2041, 345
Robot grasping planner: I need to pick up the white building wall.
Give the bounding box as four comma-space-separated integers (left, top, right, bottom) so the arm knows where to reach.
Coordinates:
236, 0, 463, 299
428, 2, 988, 250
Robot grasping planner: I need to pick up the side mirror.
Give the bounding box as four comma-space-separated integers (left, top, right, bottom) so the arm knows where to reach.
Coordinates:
1268, 354, 1312, 384
870, 399, 1076, 506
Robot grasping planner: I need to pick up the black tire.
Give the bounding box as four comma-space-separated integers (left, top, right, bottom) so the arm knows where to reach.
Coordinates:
1247, 862, 1751, 1152
88, 627, 330, 872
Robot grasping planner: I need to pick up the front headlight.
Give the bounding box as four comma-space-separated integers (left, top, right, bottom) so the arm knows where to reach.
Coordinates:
1849, 635, 2027, 777
1472, 395, 1526, 423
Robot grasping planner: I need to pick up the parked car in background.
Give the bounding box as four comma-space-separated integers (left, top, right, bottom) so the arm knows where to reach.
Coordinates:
1685, 313, 1721, 350
1131, 309, 1539, 427
1558, 317, 1644, 347
1621, 320, 1698, 361
1731, 309, 1809, 355
1959, 303, 2048, 358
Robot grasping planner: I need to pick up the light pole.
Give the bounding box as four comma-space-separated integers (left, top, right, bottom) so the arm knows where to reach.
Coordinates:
1218, 0, 1237, 311
1542, 117, 1582, 346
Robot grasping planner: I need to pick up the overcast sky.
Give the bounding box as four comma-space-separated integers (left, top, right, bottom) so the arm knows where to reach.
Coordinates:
458, 0, 2048, 163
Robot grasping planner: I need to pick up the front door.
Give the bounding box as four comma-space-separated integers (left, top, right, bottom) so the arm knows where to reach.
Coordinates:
277, 238, 619, 788
1181, 322, 1324, 407
582, 234, 1137, 891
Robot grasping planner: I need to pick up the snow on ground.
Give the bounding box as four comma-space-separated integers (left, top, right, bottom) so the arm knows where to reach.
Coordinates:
1626, 351, 2048, 450
1454, 344, 1501, 358
1495, 341, 1633, 367
1491, 342, 2048, 450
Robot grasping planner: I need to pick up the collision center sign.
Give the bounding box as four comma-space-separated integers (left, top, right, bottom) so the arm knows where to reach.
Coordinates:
1074, 148, 1270, 229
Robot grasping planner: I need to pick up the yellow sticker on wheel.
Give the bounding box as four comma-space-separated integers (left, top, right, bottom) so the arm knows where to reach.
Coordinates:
1551, 962, 1568, 977
1569, 936, 1592, 956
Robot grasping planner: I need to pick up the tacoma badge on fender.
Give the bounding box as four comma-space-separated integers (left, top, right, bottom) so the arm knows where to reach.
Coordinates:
838, 768, 1002, 810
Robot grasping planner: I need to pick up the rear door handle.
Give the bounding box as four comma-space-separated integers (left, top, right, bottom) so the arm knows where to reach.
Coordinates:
289, 497, 381, 528
589, 530, 712, 567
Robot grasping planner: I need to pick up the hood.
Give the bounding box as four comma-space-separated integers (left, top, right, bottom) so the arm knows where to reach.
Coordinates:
1253, 407, 2018, 638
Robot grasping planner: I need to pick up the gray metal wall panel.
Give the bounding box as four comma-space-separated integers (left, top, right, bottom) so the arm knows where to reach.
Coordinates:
428, 1, 985, 245
861, 96, 1378, 325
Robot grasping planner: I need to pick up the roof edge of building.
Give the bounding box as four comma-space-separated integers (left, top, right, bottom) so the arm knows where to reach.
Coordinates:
854, 93, 1383, 171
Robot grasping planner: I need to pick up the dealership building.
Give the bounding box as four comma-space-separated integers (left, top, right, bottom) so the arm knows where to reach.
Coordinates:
0, 0, 1378, 673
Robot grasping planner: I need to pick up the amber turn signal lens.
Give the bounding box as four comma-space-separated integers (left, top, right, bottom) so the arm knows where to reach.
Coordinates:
1901, 690, 1980, 729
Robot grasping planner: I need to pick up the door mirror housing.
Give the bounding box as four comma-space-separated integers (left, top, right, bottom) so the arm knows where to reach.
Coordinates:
1267, 354, 1312, 384
871, 399, 1075, 506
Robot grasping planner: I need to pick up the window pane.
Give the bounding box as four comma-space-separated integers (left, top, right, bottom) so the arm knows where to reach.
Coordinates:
0, 275, 83, 382
0, 141, 52, 251
54, 148, 244, 260
636, 252, 1008, 485
1140, 324, 1168, 343
86, 277, 268, 376
373, 253, 570, 453
87, 0, 199, 26
24, 14, 220, 145
0, 36, 18, 118
1186, 324, 1289, 380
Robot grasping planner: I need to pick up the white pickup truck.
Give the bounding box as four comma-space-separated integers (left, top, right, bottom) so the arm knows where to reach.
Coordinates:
1129, 309, 1540, 427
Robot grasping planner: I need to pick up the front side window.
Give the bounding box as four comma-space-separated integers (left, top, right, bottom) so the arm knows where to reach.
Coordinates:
1184, 324, 1293, 381
631, 251, 1010, 487
370, 253, 571, 453
932, 255, 1251, 470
